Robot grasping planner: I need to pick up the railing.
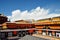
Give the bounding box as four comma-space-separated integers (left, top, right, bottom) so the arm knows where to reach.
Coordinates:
0, 28, 60, 32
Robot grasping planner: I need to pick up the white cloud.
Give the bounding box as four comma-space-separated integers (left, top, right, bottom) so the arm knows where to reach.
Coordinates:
7, 7, 60, 22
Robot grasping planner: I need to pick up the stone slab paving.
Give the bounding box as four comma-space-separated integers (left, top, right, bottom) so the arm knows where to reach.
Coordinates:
19, 35, 50, 40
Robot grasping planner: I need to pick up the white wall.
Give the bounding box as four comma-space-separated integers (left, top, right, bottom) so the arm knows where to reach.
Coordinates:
42, 32, 46, 35
56, 33, 60, 37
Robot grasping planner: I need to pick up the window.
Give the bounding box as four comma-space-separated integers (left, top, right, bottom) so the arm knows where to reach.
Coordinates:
0, 26, 2, 30
43, 26, 50, 29
0, 32, 6, 38
8, 32, 13, 37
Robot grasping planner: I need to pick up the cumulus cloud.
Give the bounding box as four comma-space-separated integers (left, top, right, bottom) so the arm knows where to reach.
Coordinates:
7, 7, 60, 22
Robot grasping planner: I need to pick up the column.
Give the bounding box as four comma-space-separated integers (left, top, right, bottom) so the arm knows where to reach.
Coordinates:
52, 31, 55, 36
38, 30, 42, 34
46, 29, 48, 35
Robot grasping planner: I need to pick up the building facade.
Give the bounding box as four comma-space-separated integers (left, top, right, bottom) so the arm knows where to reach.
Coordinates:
1, 20, 35, 40
0, 13, 60, 40
0, 14, 7, 30
35, 16, 60, 37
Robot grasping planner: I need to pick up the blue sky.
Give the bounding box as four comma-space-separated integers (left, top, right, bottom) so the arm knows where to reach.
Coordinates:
0, 0, 60, 16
